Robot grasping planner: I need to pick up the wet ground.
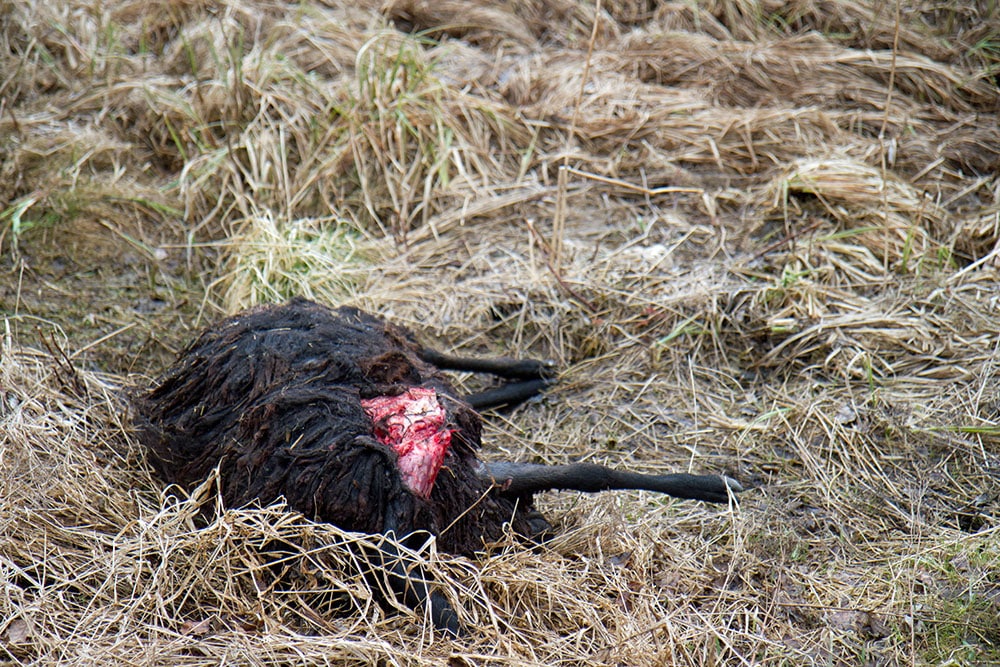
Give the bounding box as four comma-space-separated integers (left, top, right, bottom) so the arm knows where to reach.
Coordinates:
1, 217, 212, 377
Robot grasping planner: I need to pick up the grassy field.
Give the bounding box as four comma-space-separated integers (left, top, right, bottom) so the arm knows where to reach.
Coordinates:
2, 0, 999, 664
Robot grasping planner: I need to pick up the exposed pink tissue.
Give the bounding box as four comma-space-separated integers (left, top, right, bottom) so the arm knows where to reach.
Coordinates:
361, 387, 454, 499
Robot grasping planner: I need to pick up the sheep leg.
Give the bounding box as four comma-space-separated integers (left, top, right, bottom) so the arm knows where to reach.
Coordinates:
418, 349, 556, 410
366, 532, 462, 636
482, 462, 742, 504
418, 348, 554, 380
370, 497, 462, 635
464, 378, 554, 411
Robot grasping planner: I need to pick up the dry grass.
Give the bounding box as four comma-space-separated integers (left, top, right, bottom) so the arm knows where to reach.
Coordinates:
2, 0, 1000, 664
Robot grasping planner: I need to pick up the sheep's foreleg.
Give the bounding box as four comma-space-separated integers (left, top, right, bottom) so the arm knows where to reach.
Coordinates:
482, 462, 742, 504
369, 497, 462, 636
366, 531, 462, 636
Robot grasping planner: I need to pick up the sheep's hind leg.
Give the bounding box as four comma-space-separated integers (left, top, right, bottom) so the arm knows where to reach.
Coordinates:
418, 349, 556, 410
463, 379, 552, 411
418, 348, 553, 380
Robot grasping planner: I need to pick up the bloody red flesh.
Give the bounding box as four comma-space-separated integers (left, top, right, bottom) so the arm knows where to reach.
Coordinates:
361, 387, 454, 499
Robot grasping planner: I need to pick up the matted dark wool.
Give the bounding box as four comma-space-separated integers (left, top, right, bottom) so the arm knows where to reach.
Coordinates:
130, 298, 549, 558
130, 298, 738, 633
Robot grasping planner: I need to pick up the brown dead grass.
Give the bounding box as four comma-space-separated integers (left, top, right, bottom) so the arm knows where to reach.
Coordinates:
2, 0, 1000, 664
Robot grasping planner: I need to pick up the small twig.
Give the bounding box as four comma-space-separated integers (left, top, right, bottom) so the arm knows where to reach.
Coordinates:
568, 0, 603, 141
69, 322, 138, 360
37, 329, 86, 397
553, 164, 567, 269
880, 0, 903, 273
878, 0, 902, 140
525, 220, 598, 313
749, 219, 824, 261
551, 0, 604, 276
562, 166, 703, 197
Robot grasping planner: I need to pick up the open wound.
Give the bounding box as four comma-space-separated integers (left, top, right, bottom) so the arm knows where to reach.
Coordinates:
361, 387, 454, 499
